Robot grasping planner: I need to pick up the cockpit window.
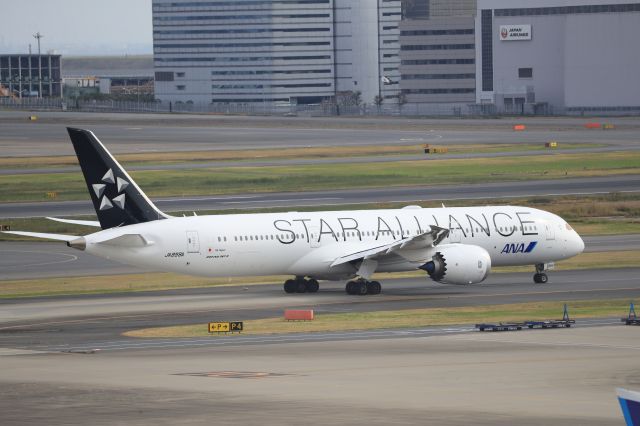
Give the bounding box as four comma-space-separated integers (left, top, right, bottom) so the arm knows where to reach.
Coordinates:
565, 223, 573, 231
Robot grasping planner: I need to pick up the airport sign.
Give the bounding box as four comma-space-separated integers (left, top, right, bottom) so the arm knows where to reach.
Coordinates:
208, 321, 244, 333
499, 25, 532, 41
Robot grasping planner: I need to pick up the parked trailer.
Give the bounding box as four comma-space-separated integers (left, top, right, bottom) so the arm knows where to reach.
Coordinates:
526, 319, 575, 329
476, 323, 524, 332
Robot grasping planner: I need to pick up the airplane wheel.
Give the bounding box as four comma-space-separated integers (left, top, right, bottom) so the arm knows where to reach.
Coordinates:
367, 281, 382, 295
295, 280, 308, 293
357, 281, 368, 295
284, 279, 296, 293
307, 279, 319, 293
533, 273, 548, 284
346, 281, 359, 295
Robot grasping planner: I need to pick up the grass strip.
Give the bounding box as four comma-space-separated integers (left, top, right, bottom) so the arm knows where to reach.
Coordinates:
123, 298, 635, 338
0, 273, 288, 299
0, 143, 600, 169
1, 250, 638, 299
1, 151, 638, 203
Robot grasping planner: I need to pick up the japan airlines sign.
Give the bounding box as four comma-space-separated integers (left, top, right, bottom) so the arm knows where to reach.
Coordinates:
499, 25, 532, 41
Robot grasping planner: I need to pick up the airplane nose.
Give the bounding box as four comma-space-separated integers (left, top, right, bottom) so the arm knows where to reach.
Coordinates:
574, 233, 585, 254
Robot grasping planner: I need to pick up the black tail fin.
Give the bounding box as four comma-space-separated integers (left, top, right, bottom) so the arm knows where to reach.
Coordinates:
67, 128, 169, 229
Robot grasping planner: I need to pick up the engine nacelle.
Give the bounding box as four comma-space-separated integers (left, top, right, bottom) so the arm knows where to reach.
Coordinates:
420, 244, 491, 285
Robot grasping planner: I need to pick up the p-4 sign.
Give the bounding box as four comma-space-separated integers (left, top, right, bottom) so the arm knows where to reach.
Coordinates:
208, 321, 243, 333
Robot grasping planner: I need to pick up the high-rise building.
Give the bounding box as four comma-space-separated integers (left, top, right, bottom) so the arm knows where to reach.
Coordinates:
398, 1, 476, 106
152, 0, 401, 105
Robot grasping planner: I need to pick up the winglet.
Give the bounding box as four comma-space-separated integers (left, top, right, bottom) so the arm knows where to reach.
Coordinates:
617, 388, 640, 426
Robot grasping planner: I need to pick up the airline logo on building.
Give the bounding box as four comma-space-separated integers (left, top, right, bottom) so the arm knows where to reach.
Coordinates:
499, 25, 532, 41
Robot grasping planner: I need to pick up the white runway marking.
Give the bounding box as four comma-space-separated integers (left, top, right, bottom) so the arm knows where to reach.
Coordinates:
157, 195, 260, 202
223, 197, 342, 204
0, 250, 78, 269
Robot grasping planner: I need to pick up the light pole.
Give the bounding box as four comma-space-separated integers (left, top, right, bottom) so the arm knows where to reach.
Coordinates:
33, 32, 43, 98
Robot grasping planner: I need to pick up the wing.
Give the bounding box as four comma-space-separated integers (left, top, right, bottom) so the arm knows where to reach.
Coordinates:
330, 225, 449, 268
46, 217, 102, 228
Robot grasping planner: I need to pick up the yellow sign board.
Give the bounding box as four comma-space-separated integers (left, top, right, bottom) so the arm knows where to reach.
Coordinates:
208, 321, 243, 333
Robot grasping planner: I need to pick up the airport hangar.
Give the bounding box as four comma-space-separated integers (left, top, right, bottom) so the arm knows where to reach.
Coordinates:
474, 0, 640, 115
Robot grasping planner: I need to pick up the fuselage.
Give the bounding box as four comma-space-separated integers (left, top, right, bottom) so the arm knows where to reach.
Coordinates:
82, 205, 584, 281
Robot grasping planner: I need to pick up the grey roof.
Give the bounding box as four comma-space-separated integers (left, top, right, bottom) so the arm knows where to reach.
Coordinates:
62, 55, 153, 78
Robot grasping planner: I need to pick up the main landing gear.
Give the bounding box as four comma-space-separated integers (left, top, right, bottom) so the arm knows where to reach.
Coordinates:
533, 263, 549, 284
283, 276, 319, 294
345, 279, 382, 296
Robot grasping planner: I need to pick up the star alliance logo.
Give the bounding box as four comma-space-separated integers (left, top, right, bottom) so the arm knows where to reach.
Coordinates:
92, 169, 129, 211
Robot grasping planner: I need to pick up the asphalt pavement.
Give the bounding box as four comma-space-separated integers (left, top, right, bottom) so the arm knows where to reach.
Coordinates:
2, 174, 639, 218
1, 111, 639, 157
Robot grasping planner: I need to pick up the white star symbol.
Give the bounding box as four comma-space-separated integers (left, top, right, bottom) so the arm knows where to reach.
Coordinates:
94, 169, 129, 211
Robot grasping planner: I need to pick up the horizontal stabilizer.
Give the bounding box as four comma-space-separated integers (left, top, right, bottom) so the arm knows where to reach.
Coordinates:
46, 217, 101, 227
2, 231, 79, 242
95, 234, 152, 248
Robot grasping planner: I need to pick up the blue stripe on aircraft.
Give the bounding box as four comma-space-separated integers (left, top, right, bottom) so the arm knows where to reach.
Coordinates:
524, 241, 538, 253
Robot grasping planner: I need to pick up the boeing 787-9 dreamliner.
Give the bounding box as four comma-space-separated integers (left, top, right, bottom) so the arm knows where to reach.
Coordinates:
4, 128, 585, 295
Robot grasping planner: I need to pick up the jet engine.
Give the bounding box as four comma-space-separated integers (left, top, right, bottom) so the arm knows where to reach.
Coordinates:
420, 244, 491, 285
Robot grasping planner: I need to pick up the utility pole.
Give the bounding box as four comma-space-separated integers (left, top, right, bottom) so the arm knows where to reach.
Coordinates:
28, 44, 32, 96
33, 32, 43, 98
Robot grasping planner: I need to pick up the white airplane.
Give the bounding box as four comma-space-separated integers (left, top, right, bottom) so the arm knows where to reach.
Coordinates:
4, 128, 585, 295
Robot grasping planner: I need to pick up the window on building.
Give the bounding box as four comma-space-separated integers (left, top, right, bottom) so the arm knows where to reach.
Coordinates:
155, 71, 174, 82
176, 72, 185, 77
176, 85, 186, 90
518, 68, 533, 78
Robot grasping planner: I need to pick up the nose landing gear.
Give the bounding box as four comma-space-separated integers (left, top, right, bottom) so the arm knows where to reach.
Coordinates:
533, 263, 550, 284
533, 272, 548, 284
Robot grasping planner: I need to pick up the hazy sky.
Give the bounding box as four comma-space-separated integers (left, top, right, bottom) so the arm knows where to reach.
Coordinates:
1, 0, 153, 56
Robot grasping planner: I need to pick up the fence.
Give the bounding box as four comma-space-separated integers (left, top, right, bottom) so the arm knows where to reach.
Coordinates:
1, 97, 638, 117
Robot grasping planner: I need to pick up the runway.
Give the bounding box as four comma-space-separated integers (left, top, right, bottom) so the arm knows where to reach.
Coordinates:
2, 174, 639, 218
2, 265, 640, 348
1, 111, 639, 157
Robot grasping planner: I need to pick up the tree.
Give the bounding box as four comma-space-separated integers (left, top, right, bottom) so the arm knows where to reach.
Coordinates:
374, 95, 384, 113
336, 90, 362, 107
353, 90, 362, 107
397, 92, 407, 114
